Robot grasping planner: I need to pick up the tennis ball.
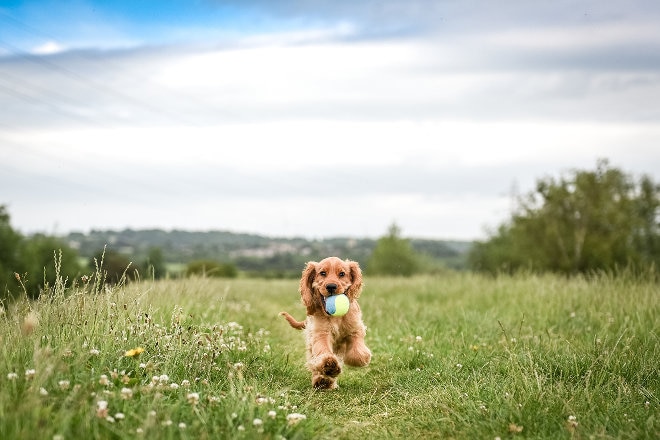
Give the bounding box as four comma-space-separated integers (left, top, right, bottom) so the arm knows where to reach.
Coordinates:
325, 293, 350, 317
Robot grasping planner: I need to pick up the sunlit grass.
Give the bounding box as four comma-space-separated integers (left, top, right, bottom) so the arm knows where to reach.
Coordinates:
1, 269, 658, 439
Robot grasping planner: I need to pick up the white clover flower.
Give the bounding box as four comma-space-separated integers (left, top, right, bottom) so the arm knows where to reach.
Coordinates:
120, 387, 133, 399
158, 374, 170, 383
58, 380, 70, 390
39, 387, 48, 396
7, 372, 18, 380
25, 369, 36, 379
187, 392, 200, 405
96, 400, 109, 418
114, 413, 125, 420
286, 413, 307, 425
170, 383, 179, 390
268, 410, 277, 419
178, 422, 186, 429
99, 375, 109, 386
181, 379, 190, 388
253, 418, 263, 427
416, 335, 422, 342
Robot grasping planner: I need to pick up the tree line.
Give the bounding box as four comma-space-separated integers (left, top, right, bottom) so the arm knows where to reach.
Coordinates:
2, 159, 658, 302
468, 159, 659, 275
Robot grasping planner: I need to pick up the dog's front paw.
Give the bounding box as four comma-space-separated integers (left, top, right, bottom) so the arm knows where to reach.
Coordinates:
312, 374, 338, 390
320, 354, 342, 377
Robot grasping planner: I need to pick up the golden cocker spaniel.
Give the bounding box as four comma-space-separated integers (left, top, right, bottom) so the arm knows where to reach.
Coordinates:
280, 257, 372, 389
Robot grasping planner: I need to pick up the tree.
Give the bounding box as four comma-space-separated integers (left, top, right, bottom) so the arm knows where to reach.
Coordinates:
90, 249, 138, 284
0, 205, 22, 301
469, 159, 660, 275
19, 234, 82, 298
143, 247, 167, 279
367, 223, 420, 276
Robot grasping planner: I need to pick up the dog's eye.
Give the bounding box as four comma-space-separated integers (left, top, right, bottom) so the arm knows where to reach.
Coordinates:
339, 271, 345, 277
319, 271, 326, 276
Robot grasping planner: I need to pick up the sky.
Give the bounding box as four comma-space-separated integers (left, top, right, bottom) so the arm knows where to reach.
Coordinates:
1, 0, 659, 241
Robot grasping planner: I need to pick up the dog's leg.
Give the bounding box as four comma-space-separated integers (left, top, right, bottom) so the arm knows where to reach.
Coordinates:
343, 334, 372, 367
306, 331, 342, 389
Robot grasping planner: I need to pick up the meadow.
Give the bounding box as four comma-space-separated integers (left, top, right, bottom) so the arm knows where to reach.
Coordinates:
0, 268, 658, 439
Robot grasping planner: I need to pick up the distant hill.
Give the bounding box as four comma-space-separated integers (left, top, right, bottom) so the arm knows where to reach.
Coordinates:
64, 229, 473, 275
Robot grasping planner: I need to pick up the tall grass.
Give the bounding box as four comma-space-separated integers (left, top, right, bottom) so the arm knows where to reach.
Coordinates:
1, 267, 658, 439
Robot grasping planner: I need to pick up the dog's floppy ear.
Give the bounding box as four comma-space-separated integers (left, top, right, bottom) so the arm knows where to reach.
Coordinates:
299, 261, 318, 314
346, 260, 363, 299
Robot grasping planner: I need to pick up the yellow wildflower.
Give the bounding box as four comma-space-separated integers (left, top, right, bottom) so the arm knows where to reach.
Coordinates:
124, 347, 145, 357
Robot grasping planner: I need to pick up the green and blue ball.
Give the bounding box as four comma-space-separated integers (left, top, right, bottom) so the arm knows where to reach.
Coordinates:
325, 294, 350, 317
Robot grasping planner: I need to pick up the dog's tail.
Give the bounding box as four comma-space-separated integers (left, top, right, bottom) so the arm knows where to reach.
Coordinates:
279, 311, 306, 330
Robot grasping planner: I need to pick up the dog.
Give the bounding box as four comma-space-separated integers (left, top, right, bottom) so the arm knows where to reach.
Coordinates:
280, 257, 372, 389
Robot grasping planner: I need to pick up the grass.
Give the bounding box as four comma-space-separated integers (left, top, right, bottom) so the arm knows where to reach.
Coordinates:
0, 269, 658, 439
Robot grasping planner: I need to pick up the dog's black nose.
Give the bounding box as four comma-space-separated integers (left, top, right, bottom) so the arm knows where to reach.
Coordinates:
326, 283, 337, 294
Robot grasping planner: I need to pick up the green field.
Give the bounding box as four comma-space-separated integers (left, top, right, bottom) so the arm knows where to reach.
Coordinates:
1, 271, 658, 439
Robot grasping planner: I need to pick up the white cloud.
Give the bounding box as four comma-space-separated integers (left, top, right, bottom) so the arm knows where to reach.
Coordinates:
31, 41, 66, 55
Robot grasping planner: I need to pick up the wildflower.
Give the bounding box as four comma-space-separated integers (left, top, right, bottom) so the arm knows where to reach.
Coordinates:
58, 380, 70, 390
89, 348, 100, 356
115, 413, 125, 420
170, 383, 179, 390
187, 392, 200, 405
181, 379, 190, 388
96, 401, 109, 418
25, 369, 36, 380
139, 363, 147, 369
106, 416, 115, 423
39, 387, 48, 396
233, 362, 244, 370
136, 428, 144, 434
162, 420, 173, 427
53, 435, 64, 440
567, 415, 578, 429
286, 413, 307, 425
124, 347, 145, 357
455, 363, 463, 369
179, 422, 187, 429
237, 425, 245, 431
253, 418, 263, 427
508, 423, 523, 433
416, 335, 422, 342
148, 410, 157, 417
120, 388, 133, 399
158, 374, 169, 384
99, 375, 110, 386
7, 372, 18, 380
268, 410, 277, 419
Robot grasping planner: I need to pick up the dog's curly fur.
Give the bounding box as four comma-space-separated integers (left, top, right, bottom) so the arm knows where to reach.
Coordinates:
280, 257, 372, 389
